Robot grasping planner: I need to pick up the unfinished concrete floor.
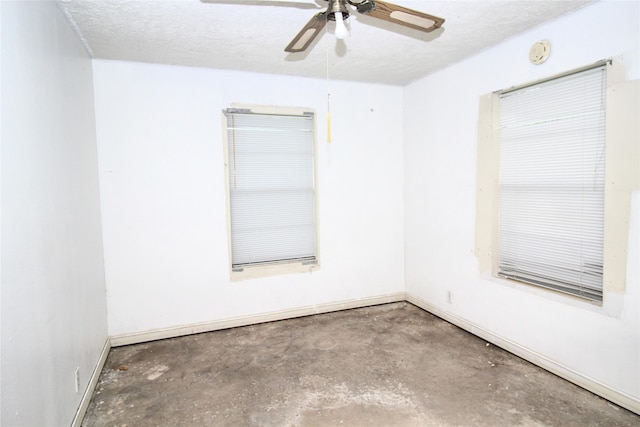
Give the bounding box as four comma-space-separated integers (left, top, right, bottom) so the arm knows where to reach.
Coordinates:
82, 302, 639, 426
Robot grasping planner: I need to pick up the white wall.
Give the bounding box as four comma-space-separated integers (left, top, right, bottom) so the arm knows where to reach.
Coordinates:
93, 60, 405, 336
1, 2, 108, 426
404, 0, 639, 409
0, 2, 4, 421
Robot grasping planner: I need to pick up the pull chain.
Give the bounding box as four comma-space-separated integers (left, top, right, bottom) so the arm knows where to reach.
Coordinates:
326, 21, 332, 143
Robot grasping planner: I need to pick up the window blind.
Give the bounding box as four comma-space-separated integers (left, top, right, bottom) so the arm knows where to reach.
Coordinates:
226, 111, 316, 267
497, 64, 607, 301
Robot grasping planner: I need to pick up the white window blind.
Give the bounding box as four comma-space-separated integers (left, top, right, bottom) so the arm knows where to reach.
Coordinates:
498, 64, 607, 302
226, 109, 316, 268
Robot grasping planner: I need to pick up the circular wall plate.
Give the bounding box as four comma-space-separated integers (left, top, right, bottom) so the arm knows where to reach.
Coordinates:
529, 40, 551, 65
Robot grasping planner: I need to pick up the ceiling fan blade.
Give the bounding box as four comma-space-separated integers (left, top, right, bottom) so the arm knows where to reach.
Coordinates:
285, 11, 328, 53
201, 0, 321, 10
357, 0, 444, 33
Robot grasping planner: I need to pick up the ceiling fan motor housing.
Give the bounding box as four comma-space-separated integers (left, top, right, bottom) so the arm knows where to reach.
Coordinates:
328, 0, 350, 21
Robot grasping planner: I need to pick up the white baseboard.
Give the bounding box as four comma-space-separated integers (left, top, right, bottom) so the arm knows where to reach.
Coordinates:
82, 293, 639, 419
71, 338, 111, 427
110, 292, 406, 347
405, 293, 640, 416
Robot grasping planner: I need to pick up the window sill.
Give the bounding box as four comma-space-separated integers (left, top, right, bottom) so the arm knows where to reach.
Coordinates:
230, 260, 319, 282
481, 272, 625, 318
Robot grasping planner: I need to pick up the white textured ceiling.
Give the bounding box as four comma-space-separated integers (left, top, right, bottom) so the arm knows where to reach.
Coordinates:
57, 0, 595, 85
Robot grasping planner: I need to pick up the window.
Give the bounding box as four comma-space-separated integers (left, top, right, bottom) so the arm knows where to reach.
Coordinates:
496, 64, 607, 302
476, 59, 637, 306
223, 105, 317, 278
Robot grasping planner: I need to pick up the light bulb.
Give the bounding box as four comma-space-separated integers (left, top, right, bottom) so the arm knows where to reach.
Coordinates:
334, 12, 349, 40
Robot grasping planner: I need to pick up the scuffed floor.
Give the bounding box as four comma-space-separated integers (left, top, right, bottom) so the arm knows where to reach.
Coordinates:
82, 302, 639, 426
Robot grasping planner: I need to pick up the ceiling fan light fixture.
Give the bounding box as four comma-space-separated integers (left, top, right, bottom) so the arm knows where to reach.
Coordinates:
334, 12, 349, 39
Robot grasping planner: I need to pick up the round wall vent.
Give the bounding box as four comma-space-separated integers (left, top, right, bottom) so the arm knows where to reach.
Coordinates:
529, 40, 551, 65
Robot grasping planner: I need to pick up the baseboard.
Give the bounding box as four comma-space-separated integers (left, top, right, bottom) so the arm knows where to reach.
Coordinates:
86, 293, 640, 418
71, 337, 111, 427
110, 292, 406, 347
405, 293, 640, 415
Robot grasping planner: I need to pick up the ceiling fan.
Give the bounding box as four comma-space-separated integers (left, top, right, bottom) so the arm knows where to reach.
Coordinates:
284, 0, 445, 53
204, 0, 445, 53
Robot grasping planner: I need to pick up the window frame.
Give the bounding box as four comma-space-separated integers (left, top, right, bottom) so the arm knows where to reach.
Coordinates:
496, 63, 607, 302
475, 59, 638, 306
222, 104, 320, 281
